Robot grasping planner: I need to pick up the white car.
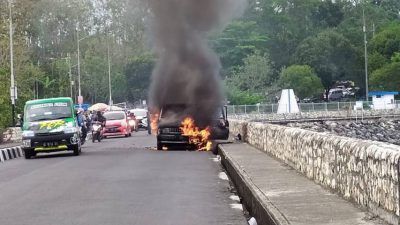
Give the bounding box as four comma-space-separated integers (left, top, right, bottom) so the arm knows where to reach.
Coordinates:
328, 89, 344, 101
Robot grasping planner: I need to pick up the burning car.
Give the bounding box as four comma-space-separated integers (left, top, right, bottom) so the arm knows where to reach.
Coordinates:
155, 104, 229, 151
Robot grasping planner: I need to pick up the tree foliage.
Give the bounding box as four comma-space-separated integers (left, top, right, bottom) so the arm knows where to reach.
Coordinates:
278, 65, 324, 99
370, 62, 400, 91
294, 30, 358, 90
226, 52, 275, 94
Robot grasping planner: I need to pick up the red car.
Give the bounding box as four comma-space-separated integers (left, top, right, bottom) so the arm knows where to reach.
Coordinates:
103, 111, 132, 138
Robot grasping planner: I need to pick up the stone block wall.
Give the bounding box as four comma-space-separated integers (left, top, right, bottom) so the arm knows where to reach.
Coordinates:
1, 127, 22, 143
232, 108, 400, 121
230, 119, 400, 224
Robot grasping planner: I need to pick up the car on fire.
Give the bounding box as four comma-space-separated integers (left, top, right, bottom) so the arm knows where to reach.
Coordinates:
156, 105, 229, 151
103, 111, 132, 138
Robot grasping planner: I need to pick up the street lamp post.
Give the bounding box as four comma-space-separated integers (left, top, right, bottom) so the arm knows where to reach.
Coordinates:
76, 28, 90, 107
107, 41, 113, 107
77, 30, 82, 101
8, 0, 16, 127
67, 53, 73, 99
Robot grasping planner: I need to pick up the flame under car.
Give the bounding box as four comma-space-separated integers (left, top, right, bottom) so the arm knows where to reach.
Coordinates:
156, 105, 229, 151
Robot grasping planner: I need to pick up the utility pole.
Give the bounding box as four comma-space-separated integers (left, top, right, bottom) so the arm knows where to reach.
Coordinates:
107, 39, 113, 107
76, 28, 81, 100
67, 53, 73, 99
362, 7, 369, 102
9, 0, 16, 127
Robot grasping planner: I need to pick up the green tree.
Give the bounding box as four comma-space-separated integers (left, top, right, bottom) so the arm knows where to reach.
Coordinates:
370, 23, 400, 59
212, 21, 267, 76
370, 62, 400, 91
294, 30, 358, 91
278, 65, 324, 99
124, 54, 155, 103
225, 86, 264, 105
226, 52, 275, 94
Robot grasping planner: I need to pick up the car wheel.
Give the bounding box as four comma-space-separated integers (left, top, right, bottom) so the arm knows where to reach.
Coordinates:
23, 148, 34, 159
211, 143, 218, 155
157, 141, 163, 150
72, 144, 80, 156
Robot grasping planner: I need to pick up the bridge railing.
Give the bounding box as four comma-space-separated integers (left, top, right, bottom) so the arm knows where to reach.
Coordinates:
226, 101, 400, 116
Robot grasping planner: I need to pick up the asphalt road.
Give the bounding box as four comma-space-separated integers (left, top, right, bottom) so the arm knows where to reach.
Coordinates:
0, 131, 246, 225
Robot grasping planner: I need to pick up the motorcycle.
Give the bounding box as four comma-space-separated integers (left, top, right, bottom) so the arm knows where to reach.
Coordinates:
92, 121, 103, 143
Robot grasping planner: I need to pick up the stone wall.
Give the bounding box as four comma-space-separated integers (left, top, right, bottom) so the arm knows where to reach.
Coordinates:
230, 119, 400, 224
231, 108, 400, 121
1, 127, 22, 144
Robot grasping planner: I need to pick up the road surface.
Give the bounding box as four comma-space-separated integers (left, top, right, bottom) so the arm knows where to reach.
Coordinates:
0, 131, 246, 225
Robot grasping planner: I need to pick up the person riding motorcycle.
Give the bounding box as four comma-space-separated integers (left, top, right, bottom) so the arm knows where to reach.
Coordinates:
76, 108, 87, 144
92, 111, 106, 127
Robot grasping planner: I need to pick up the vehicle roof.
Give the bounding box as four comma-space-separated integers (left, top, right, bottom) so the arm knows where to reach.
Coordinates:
368, 91, 399, 97
25, 97, 73, 105
329, 89, 343, 92
104, 110, 125, 114
130, 108, 147, 112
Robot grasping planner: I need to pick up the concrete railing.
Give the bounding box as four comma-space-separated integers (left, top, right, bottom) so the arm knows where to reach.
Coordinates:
230, 119, 400, 224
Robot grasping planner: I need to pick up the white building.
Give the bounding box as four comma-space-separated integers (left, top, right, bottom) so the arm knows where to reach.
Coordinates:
369, 91, 398, 110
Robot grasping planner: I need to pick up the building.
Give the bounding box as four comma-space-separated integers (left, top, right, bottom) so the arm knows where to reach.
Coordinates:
368, 91, 398, 110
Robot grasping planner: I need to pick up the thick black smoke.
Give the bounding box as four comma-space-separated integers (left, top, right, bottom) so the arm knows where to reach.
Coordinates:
148, 0, 246, 128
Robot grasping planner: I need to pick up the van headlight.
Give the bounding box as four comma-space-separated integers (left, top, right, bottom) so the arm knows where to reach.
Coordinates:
64, 127, 77, 134
22, 130, 35, 137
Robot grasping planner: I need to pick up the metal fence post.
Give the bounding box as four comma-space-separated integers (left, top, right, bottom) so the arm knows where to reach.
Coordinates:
312, 102, 315, 112
233, 105, 235, 115
337, 102, 340, 111
245, 105, 247, 115
325, 102, 328, 111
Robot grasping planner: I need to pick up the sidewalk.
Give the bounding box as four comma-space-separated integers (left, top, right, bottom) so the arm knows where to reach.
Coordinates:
219, 142, 387, 225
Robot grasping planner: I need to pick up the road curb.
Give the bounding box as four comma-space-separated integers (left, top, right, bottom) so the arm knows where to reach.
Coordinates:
0, 146, 23, 163
218, 144, 290, 225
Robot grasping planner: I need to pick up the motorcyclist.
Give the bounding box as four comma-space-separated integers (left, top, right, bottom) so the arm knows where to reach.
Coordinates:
93, 111, 106, 127
76, 108, 87, 144
128, 112, 138, 132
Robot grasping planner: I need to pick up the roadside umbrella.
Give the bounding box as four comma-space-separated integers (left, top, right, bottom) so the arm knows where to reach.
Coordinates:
88, 103, 108, 111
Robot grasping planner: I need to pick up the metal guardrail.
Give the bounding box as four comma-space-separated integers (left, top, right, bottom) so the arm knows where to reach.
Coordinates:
227, 101, 400, 115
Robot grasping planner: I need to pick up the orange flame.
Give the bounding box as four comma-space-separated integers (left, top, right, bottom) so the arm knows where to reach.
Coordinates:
180, 117, 212, 151
150, 112, 160, 135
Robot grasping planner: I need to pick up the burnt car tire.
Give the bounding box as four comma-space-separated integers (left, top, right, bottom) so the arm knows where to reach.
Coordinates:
211, 144, 218, 155
157, 141, 163, 150
23, 148, 35, 159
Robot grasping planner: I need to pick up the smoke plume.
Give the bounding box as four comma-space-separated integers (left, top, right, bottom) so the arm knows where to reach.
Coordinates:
148, 0, 246, 128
